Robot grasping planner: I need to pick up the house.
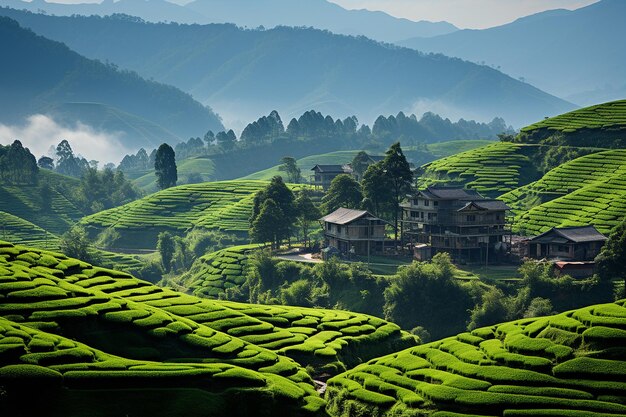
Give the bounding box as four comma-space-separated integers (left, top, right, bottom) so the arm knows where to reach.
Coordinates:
320, 208, 387, 256
350, 154, 385, 182
310, 165, 352, 190
400, 187, 511, 262
553, 261, 597, 279
525, 226, 607, 261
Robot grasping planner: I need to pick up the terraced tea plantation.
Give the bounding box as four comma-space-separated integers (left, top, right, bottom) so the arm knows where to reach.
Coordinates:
0, 240, 416, 416
326, 300, 626, 417
176, 244, 258, 299
133, 156, 217, 192
79, 180, 311, 249
0, 170, 85, 235
417, 143, 540, 197
521, 99, 626, 135
501, 149, 626, 235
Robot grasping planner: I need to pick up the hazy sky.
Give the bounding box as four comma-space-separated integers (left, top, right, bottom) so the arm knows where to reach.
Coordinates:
33, 0, 599, 29
328, 0, 599, 29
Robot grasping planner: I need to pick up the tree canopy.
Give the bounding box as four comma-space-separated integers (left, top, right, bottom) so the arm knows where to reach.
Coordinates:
154, 143, 177, 190
322, 174, 363, 213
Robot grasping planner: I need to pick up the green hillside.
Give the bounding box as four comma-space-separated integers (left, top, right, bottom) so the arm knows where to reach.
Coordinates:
0, 170, 84, 235
417, 142, 541, 197
326, 299, 626, 417
501, 149, 626, 235
241, 151, 362, 181
518, 100, 626, 147
0, 210, 144, 272
0, 240, 417, 415
241, 141, 493, 182
175, 244, 258, 299
132, 156, 217, 192
80, 180, 311, 249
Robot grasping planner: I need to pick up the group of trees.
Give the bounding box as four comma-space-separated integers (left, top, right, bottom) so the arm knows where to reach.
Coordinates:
248, 176, 320, 249
75, 167, 141, 213
373, 112, 513, 144
322, 142, 413, 241
0, 140, 38, 184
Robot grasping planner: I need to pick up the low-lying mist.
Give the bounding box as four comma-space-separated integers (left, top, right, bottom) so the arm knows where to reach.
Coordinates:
0, 114, 132, 165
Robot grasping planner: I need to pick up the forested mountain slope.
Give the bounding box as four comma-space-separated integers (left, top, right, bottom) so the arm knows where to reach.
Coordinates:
0, 0, 458, 43
0, 9, 574, 127
399, 0, 626, 106
0, 16, 223, 146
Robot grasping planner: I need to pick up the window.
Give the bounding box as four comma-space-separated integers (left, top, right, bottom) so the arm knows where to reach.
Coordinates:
424, 200, 430, 206
421, 212, 425, 219
428, 212, 437, 220
557, 245, 569, 252
466, 215, 476, 222
327, 223, 331, 231
337, 225, 342, 234
413, 199, 419, 206
410, 211, 419, 218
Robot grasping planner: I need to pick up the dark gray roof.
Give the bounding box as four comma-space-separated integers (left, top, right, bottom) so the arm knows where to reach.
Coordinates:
311, 164, 347, 173
530, 226, 608, 244
420, 187, 485, 200
458, 200, 511, 211
321, 207, 378, 225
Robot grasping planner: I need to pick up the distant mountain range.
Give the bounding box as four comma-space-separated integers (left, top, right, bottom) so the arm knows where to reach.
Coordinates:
398, 0, 626, 106
0, 0, 458, 43
0, 16, 223, 149
0, 9, 575, 128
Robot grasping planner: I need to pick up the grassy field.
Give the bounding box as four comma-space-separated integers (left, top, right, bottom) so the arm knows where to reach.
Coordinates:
501, 149, 626, 235
417, 142, 541, 197
326, 299, 626, 417
0, 170, 85, 235
79, 180, 313, 249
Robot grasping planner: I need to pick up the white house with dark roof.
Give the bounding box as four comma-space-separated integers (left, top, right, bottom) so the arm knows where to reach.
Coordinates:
320, 208, 387, 256
401, 186, 511, 262
525, 225, 608, 261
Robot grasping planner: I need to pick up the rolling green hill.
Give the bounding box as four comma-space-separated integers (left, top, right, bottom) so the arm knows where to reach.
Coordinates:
417, 142, 542, 197
175, 244, 258, 299
132, 156, 217, 192
326, 299, 626, 417
0, 170, 84, 235
501, 149, 626, 235
79, 180, 312, 249
517, 100, 626, 147
0, 241, 324, 416
0, 240, 415, 416
241, 141, 493, 182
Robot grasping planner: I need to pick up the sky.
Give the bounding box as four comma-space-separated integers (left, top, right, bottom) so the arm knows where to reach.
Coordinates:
41, 0, 600, 29
328, 0, 599, 29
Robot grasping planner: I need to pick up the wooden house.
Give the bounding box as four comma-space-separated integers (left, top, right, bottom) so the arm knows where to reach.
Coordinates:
525, 226, 607, 261
310, 164, 351, 190
320, 208, 387, 256
401, 187, 511, 262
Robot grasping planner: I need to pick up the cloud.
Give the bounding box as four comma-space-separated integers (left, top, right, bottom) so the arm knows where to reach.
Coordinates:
0, 115, 131, 165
